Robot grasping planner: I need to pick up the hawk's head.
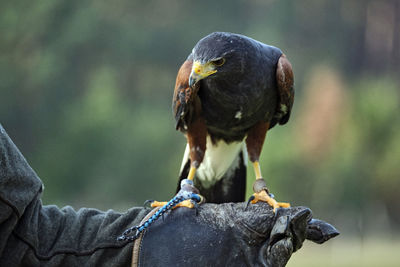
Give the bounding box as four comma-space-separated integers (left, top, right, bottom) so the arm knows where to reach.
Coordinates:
189, 32, 249, 87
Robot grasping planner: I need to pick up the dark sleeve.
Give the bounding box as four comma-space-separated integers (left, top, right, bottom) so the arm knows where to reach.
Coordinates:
0, 125, 148, 266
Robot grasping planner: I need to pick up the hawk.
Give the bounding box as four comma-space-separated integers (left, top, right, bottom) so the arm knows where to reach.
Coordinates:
154, 32, 294, 211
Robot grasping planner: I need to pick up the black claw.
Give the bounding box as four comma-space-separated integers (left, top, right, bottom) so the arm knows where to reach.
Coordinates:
193, 200, 200, 216
198, 195, 205, 204
245, 195, 256, 210
143, 199, 154, 208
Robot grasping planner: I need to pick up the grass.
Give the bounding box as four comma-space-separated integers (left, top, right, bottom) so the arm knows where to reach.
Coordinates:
287, 235, 400, 267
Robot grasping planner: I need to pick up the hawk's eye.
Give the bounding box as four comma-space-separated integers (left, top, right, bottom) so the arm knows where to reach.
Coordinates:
211, 58, 225, 67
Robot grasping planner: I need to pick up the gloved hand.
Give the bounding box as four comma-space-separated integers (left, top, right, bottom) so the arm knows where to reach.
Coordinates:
132, 203, 339, 267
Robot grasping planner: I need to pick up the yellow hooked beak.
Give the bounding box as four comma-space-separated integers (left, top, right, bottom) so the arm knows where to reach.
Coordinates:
189, 61, 217, 87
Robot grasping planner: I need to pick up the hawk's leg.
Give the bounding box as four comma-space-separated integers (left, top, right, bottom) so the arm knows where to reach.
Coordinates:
249, 164, 290, 212
151, 117, 206, 209
246, 121, 290, 212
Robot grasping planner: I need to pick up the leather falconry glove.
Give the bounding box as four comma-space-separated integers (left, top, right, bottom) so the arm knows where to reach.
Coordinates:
130, 203, 339, 267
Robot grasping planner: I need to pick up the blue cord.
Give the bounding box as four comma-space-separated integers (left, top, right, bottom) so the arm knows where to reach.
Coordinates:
117, 191, 201, 242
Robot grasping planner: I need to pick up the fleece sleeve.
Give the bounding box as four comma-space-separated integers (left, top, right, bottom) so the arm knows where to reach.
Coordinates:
0, 125, 148, 267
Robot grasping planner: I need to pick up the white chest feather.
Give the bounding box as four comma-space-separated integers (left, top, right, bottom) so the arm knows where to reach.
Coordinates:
180, 136, 247, 188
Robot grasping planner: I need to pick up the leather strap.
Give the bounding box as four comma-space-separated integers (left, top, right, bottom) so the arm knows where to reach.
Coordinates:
131, 207, 161, 267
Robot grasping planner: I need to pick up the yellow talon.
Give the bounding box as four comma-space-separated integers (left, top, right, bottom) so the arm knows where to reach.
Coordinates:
251, 190, 290, 212
150, 199, 195, 209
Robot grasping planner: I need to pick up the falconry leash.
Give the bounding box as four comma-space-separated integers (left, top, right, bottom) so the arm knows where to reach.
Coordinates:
117, 179, 202, 242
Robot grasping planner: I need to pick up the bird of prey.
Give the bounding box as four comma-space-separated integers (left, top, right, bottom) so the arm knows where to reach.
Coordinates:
153, 32, 294, 211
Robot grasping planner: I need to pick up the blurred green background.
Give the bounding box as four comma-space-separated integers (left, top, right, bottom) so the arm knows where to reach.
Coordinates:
1, 0, 399, 265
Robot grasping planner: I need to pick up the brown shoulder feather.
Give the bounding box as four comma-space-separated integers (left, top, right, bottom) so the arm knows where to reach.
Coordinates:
172, 60, 201, 131
275, 54, 295, 125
